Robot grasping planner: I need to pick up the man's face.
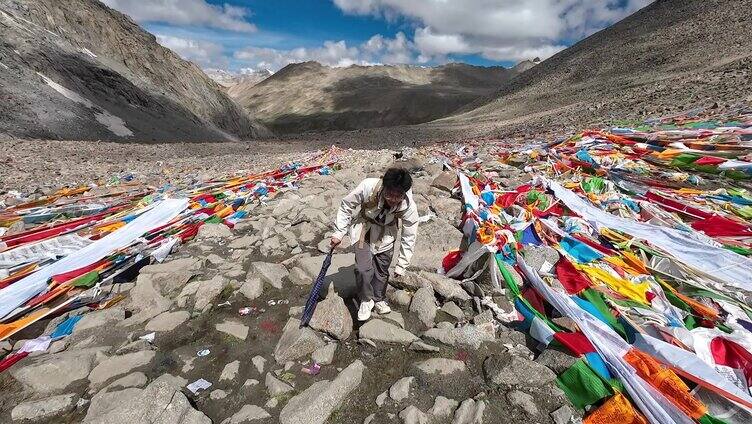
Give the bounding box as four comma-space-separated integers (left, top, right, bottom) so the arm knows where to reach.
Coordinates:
384, 188, 406, 208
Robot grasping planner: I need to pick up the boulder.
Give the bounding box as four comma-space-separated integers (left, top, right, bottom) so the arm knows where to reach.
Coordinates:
359, 319, 418, 344
422, 328, 456, 346
88, 351, 156, 387
266, 373, 294, 397
483, 353, 556, 388
83, 374, 210, 423
75, 306, 126, 332
428, 396, 458, 418
216, 320, 249, 341
104, 372, 148, 391
409, 341, 440, 352
11, 393, 78, 422
222, 405, 271, 423
389, 376, 414, 401
380, 311, 406, 329
197, 223, 233, 239
399, 405, 428, 424
220, 360, 240, 381
10, 349, 99, 394
312, 344, 337, 365
210, 389, 228, 400
252, 355, 266, 374
431, 197, 463, 228
453, 324, 495, 349
411, 219, 462, 272
193, 275, 228, 311
440, 302, 464, 321
309, 287, 353, 340
389, 289, 412, 306
239, 277, 264, 300
145, 310, 190, 332
409, 286, 437, 329
507, 390, 538, 416
279, 360, 365, 424
418, 272, 471, 302
431, 171, 457, 192
228, 235, 259, 249
249, 261, 289, 289
273, 318, 326, 364
412, 358, 466, 376
535, 349, 578, 374
288, 254, 354, 286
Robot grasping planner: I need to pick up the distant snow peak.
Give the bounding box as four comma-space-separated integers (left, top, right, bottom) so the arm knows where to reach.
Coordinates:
205, 68, 273, 88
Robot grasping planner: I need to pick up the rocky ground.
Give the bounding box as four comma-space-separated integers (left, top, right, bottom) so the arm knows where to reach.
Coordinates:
0, 150, 581, 423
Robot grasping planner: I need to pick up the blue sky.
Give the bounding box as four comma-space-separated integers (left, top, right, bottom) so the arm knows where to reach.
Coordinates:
102, 0, 652, 73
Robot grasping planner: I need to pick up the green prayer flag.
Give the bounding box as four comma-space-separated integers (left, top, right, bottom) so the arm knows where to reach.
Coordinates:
71, 271, 100, 288
698, 413, 729, 424
556, 359, 613, 410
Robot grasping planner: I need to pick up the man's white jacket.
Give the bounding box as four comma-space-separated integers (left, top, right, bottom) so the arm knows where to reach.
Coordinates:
332, 178, 418, 275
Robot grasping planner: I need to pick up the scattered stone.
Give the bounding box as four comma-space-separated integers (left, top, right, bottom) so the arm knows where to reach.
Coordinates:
265, 398, 279, 409
11, 393, 78, 422
429, 396, 459, 418
274, 318, 326, 364
436, 321, 455, 330
452, 399, 476, 424
399, 405, 428, 424
266, 372, 294, 396
431, 171, 457, 192
419, 272, 471, 302
358, 338, 377, 348
535, 349, 578, 374
198, 223, 233, 239
507, 390, 538, 416
114, 338, 153, 355
216, 320, 249, 340
454, 324, 495, 349
309, 286, 353, 340
220, 360, 241, 381
222, 405, 271, 423
239, 277, 264, 300
359, 319, 418, 344
483, 353, 556, 388
440, 301, 464, 321
49, 338, 69, 354
279, 360, 365, 424
431, 197, 464, 228
252, 355, 267, 374
104, 372, 148, 391
210, 389, 228, 400
472, 310, 494, 326
75, 306, 126, 332
193, 275, 228, 311
412, 358, 466, 376
88, 351, 156, 387
364, 413, 376, 424
389, 376, 414, 401
380, 311, 406, 329
83, 374, 210, 423
422, 328, 456, 346
409, 341, 440, 352
411, 220, 463, 272
228, 235, 259, 249
249, 261, 289, 289
243, 379, 260, 388
523, 246, 559, 273
312, 343, 337, 365
409, 286, 437, 329
376, 390, 388, 407
288, 306, 304, 317
389, 289, 412, 306
145, 310, 190, 332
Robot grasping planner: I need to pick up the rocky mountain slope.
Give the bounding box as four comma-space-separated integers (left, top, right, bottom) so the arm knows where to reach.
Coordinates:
229, 61, 520, 134
0, 0, 268, 142
206, 68, 274, 89
428, 0, 752, 138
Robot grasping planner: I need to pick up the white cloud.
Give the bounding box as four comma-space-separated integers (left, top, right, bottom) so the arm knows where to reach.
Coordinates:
334, 0, 652, 62
101, 0, 256, 32
156, 34, 228, 68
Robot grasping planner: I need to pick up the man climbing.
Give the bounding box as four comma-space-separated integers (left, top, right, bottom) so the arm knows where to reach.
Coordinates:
330, 167, 419, 321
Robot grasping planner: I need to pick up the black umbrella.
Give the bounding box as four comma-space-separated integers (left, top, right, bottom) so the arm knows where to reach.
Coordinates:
300, 248, 334, 328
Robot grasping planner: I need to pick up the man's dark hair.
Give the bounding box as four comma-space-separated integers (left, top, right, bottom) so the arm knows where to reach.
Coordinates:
382, 167, 412, 193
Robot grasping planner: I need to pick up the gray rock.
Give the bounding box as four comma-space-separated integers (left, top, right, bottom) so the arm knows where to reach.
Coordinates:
380, 311, 406, 328
252, 355, 267, 374
140, 258, 202, 275
419, 272, 471, 302
279, 360, 365, 424
431, 197, 463, 228
409, 286, 437, 329
273, 318, 326, 364
288, 306, 304, 317
472, 310, 494, 326
220, 360, 241, 381
198, 223, 233, 239
265, 397, 279, 410
507, 390, 538, 416
411, 220, 462, 272
11, 348, 101, 393
535, 349, 578, 374
399, 405, 428, 424
440, 301, 464, 321
48, 339, 69, 354
413, 358, 466, 376
228, 235, 259, 249
249, 261, 289, 289
288, 254, 354, 286
83, 374, 210, 423
483, 353, 556, 388
222, 405, 271, 423
145, 310, 190, 332
210, 389, 228, 400
452, 399, 476, 424
454, 324, 495, 349
309, 287, 353, 340
114, 339, 153, 355
429, 396, 458, 418
243, 379, 260, 388
431, 171, 457, 192
265, 372, 294, 397
389, 376, 414, 401
206, 253, 226, 266
436, 321, 455, 330
376, 390, 388, 406
194, 275, 228, 311
88, 351, 156, 386
422, 328, 456, 346
104, 372, 148, 391
389, 289, 412, 307
409, 341, 440, 352
550, 405, 575, 424
473, 400, 486, 423
364, 413, 376, 424
239, 277, 264, 300
11, 393, 78, 422
522, 246, 559, 274
312, 344, 337, 365
216, 320, 249, 340
76, 306, 126, 332
359, 319, 418, 344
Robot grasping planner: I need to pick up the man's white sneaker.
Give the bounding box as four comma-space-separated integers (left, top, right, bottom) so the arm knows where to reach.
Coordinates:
374, 301, 391, 314
358, 299, 375, 321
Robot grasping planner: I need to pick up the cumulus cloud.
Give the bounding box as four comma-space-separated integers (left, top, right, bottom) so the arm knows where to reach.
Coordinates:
333, 0, 652, 62
233, 32, 415, 71
101, 0, 256, 32
156, 34, 228, 68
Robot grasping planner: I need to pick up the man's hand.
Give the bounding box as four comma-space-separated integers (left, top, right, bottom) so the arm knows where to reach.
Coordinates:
329, 236, 342, 249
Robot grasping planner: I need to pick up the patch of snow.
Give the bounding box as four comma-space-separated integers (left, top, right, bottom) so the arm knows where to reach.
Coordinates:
0, 62, 8, 70
81, 48, 97, 58
37, 72, 133, 137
